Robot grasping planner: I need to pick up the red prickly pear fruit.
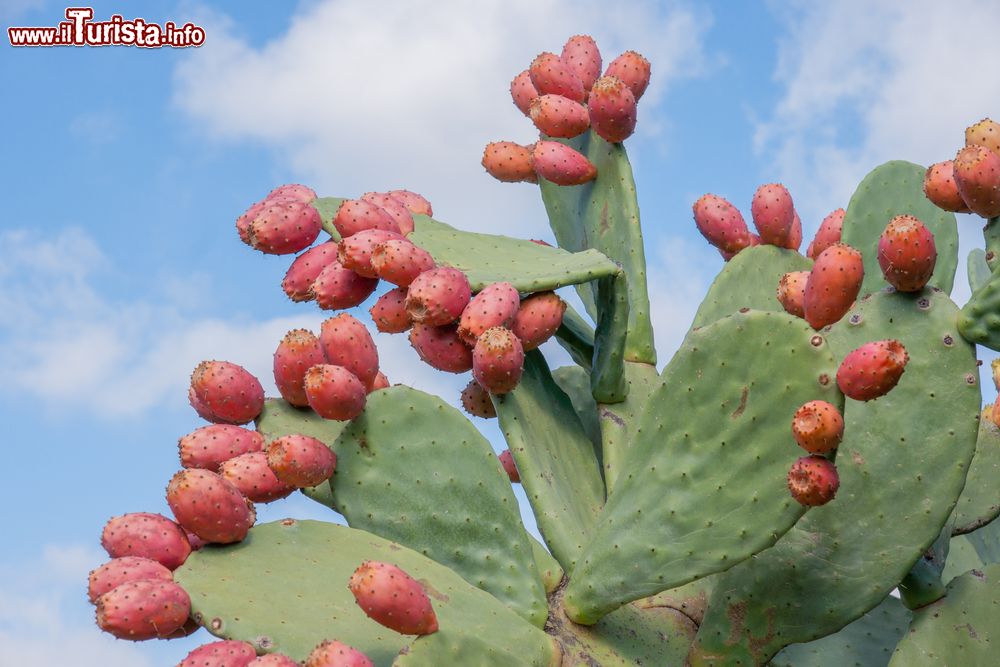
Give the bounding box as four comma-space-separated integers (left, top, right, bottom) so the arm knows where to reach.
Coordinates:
178, 641, 258, 667
248, 198, 323, 255
266, 434, 337, 488
310, 259, 379, 311
498, 449, 520, 483
604, 50, 651, 100
532, 141, 598, 186
348, 561, 439, 635
339, 228, 403, 279
460, 380, 496, 419
530, 239, 552, 246
692, 194, 753, 254
190, 361, 265, 425
178, 424, 264, 471
409, 323, 473, 373
802, 243, 864, 330
370, 371, 390, 392
587, 75, 637, 144
268, 184, 317, 203
776, 270, 809, 319
274, 329, 327, 407
388, 189, 433, 217
473, 327, 525, 394
924, 161, 971, 213
511, 291, 566, 350
529, 95, 590, 139
510, 69, 540, 116
877, 215, 937, 292
405, 267, 472, 326
458, 282, 520, 345
837, 339, 908, 402
806, 208, 846, 259
362, 192, 415, 236
282, 242, 339, 302
529, 52, 586, 104
249, 655, 300, 667
371, 287, 413, 334
304, 364, 367, 421
237, 199, 268, 245
371, 238, 436, 288
87, 557, 173, 604
305, 639, 375, 667
184, 528, 208, 551
966, 117, 1000, 157
561, 35, 602, 92
787, 455, 839, 506
783, 211, 803, 251
751, 183, 796, 247
219, 451, 295, 503
166, 469, 256, 544
333, 199, 401, 238
482, 141, 537, 183
319, 314, 380, 389
101, 512, 192, 570
953, 145, 1000, 218
95, 579, 191, 640
791, 400, 844, 454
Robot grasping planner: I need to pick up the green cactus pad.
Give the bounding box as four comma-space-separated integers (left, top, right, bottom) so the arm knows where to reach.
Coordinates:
634, 575, 716, 627
591, 272, 630, 403
945, 517, 1000, 584
597, 361, 660, 496
551, 365, 603, 454
951, 411, 1000, 535
689, 288, 980, 666
529, 535, 564, 594
494, 351, 605, 570
175, 520, 557, 666
311, 196, 345, 241
968, 248, 991, 293
554, 302, 596, 371
563, 309, 839, 624
958, 268, 1000, 350
840, 160, 959, 295
898, 518, 954, 610
985, 216, 1000, 272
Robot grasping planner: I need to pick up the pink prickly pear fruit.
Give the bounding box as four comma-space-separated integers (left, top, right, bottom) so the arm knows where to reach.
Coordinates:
87, 557, 173, 604
924, 161, 971, 213
166, 469, 256, 544
268, 184, 317, 202
837, 339, 908, 402
529, 95, 590, 139
219, 451, 295, 503
304, 364, 367, 421
409, 323, 473, 373
339, 228, 403, 279
188, 384, 217, 422
482, 141, 537, 183
532, 141, 598, 186
369, 371, 390, 392
305, 640, 375, 667
461, 380, 496, 419
561, 34, 602, 92
787, 455, 839, 506
806, 208, 846, 260
458, 282, 521, 345
282, 242, 339, 302
388, 189, 433, 217
319, 314, 380, 389
498, 449, 520, 483
190, 361, 265, 425
266, 434, 337, 488
791, 400, 844, 454
776, 270, 809, 319
371, 238, 436, 288
473, 327, 525, 394
185, 528, 208, 551
529, 52, 586, 103
178, 641, 258, 667
587, 75, 637, 144
370, 287, 413, 333
802, 243, 864, 330
310, 259, 379, 311
692, 194, 753, 254
178, 424, 264, 471
162, 616, 201, 639
751, 183, 796, 247
274, 329, 327, 407
877, 215, 937, 292
101, 512, 192, 570
348, 561, 439, 635
333, 199, 401, 238
248, 655, 300, 667
953, 145, 1000, 218
966, 118, 1000, 157
362, 192, 415, 236
783, 211, 803, 251
405, 267, 472, 326
237, 199, 268, 245
95, 579, 191, 640
510, 69, 540, 116
248, 198, 323, 255
511, 291, 566, 350
604, 50, 651, 101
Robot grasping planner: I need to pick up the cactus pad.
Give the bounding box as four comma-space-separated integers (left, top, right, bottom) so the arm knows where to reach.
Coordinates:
951, 410, 1000, 535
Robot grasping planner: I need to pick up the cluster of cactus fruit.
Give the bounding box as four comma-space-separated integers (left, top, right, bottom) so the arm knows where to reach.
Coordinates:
88, 34, 1000, 666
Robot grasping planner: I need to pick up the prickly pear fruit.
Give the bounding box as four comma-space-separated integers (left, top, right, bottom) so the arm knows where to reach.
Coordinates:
604, 50, 651, 101
776, 270, 809, 319
248, 655, 300, 667
310, 259, 379, 311
388, 189, 432, 217
953, 144, 1000, 218
837, 339, 908, 402
510, 69, 540, 116
319, 314, 380, 389
461, 379, 496, 419
190, 361, 265, 425
274, 329, 327, 407
95, 579, 191, 640
529, 52, 585, 103
101, 512, 192, 570
966, 117, 1000, 156
802, 243, 864, 330
458, 282, 520, 345
791, 400, 844, 454
499, 449, 520, 483
784, 211, 803, 251
348, 561, 439, 635
751, 183, 795, 247
806, 208, 845, 259
178, 640, 258, 667
282, 242, 339, 302
924, 160, 970, 213
787, 455, 839, 506
877, 215, 937, 292
482, 141, 537, 183
405, 267, 472, 326
532, 141, 598, 186
370, 371, 390, 392
370, 287, 413, 333
409, 323, 473, 373
266, 434, 337, 488
511, 291, 566, 350
339, 228, 403, 278
473, 327, 525, 394
248, 198, 322, 255
333, 199, 401, 238
304, 364, 367, 421
362, 192, 415, 236
87, 557, 173, 604
370, 238, 436, 287
219, 451, 295, 503
166, 469, 256, 544
719, 233, 762, 260
561, 35, 602, 92
178, 424, 264, 471
305, 639, 375, 667
692, 194, 753, 254
237, 199, 268, 245
587, 75, 637, 143
268, 184, 317, 202
529, 95, 590, 138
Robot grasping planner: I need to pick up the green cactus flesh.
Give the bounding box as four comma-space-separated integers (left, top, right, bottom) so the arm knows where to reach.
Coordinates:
554, 301, 596, 372
984, 216, 1000, 272
591, 272, 630, 403
551, 365, 603, 460
950, 410, 1000, 535
958, 266, 1000, 351
944, 517, 1000, 584
968, 248, 991, 293
529, 535, 564, 594
898, 517, 953, 610
595, 361, 659, 496
634, 575, 716, 627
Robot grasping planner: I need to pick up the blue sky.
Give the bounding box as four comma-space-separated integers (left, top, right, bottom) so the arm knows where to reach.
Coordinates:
3, 1, 1000, 664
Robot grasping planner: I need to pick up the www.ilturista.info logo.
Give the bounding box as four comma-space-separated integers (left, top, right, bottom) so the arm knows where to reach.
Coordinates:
8, 7, 206, 48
